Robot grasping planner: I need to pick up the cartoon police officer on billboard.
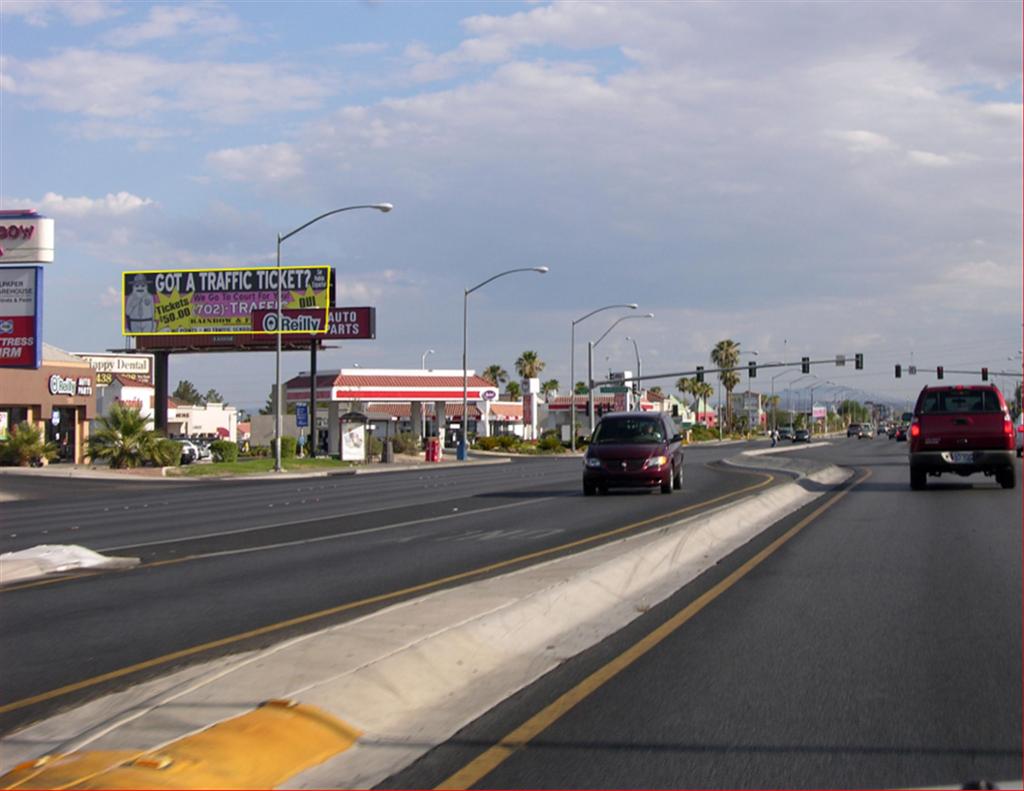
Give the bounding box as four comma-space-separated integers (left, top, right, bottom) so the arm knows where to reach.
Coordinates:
125, 273, 156, 333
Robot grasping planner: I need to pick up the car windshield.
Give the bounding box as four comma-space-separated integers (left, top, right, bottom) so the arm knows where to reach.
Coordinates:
919, 390, 1002, 414
592, 417, 665, 444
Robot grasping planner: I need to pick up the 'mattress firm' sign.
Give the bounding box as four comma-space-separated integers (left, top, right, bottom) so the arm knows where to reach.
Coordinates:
251, 307, 376, 339
0, 211, 55, 264
0, 266, 42, 368
122, 266, 331, 336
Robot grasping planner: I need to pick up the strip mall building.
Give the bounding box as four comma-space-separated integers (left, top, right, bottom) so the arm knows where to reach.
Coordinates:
0, 344, 97, 463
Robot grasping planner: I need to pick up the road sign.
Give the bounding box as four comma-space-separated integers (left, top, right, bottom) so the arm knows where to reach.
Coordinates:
600, 386, 629, 393
295, 403, 309, 427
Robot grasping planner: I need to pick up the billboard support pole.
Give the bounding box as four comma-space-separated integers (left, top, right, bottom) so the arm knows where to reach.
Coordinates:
309, 339, 317, 458
154, 352, 169, 434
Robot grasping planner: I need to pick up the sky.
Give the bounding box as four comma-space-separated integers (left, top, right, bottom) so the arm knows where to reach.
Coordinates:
1, 0, 1021, 412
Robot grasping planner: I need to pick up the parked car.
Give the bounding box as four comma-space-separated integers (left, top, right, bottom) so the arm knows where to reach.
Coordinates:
583, 412, 684, 496
178, 440, 199, 465
846, 423, 861, 437
792, 428, 811, 442
908, 384, 1016, 489
778, 426, 794, 441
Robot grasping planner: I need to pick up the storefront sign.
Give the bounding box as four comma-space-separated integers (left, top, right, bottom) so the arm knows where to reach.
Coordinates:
121, 266, 331, 335
251, 306, 376, 339
75, 353, 153, 386
0, 211, 55, 264
0, 266, 42, 368
48, 374, 92, 397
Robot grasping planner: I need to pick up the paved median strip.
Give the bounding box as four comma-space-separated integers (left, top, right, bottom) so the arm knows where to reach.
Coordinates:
0, 700, 359, 790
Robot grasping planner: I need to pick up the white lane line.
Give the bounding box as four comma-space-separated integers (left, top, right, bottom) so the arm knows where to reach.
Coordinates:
148, 497, 557, 563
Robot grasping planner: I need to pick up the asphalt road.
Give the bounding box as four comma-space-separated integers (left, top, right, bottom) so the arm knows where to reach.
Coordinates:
384, 438, 1023, 789
0, 445, 771, 734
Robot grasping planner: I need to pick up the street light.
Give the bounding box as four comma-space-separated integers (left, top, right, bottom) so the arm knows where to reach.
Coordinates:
570, 304, 638, 450
421, 349, 435, 369
461, 266, 548, 460
274, 203, 392, 472
771, 368, 803, 431
624, 336, 641, 404
589, 313, 654, 432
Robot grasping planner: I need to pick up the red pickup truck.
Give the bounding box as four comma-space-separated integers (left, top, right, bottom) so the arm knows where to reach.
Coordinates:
908, 384, 1016, 490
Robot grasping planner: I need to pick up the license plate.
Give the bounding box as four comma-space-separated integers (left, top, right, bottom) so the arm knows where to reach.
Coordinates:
950, 452, 975, 464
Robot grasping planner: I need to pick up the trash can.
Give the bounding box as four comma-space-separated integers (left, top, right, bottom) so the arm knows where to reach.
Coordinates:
425, 437, 442, 462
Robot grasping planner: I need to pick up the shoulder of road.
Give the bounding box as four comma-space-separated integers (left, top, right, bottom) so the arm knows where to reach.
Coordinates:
0, 443, 851, 789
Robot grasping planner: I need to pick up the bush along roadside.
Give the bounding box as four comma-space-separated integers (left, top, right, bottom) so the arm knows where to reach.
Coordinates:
473, 431, 567, 455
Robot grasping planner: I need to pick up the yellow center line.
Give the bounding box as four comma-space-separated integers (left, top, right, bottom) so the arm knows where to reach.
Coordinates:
436, 467, 872, 790
0, 471, 774, 716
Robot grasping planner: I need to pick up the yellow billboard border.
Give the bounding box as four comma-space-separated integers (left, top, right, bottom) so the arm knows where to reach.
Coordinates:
121, 266, 331, 336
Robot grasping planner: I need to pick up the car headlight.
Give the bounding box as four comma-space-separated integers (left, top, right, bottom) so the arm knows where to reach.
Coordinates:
643, 455, 669, 470
585, 456, 602, 469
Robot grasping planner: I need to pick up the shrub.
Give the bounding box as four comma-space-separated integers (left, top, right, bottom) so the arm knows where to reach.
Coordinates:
210, 440, 238, 463
246, 445, 271, 458
0, 422, 58, 467
279, 436, 298, 459
392, 432, 419, 454
538, 434, 564, 452
150, 438, 182, 467
473, 436, 502, 451
496, 434, 519, 450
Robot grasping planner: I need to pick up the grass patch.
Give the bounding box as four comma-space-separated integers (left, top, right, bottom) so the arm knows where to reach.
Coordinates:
168, 457, 353, 477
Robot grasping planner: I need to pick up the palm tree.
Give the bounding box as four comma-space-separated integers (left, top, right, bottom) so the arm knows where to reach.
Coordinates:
710, 339, 741, 430
87, 403, 160, 469
482, 364, 508, 389
505, 381, 522, 402
692, 382, 714, 424
541, 379, 560, 399
514, 350, 545, 380
648, 386, 663, 398
0, 422, 57, 467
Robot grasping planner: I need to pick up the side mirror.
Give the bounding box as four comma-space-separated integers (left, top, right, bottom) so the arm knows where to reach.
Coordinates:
671, 434, 682, 443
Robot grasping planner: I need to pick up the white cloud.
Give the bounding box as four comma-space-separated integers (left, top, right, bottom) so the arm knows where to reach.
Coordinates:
911, 260, 1020, 313
0, 0, 119, 27
907, 149, 953, 167
29, 191, 156, 216
3, 49, 332, 125
206, 143, 305, 183
335, 42, 388, 57
980, 102, 1022, 121
104, 3, 241, 47
829, 129, 896, 153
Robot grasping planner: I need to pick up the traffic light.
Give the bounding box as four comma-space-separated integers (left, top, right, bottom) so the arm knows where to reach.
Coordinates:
801, 357, 810, 374
895, 364, 902, 378
936, 365, 943, 380
855, 353, 864, 370
696, 366, 704, 383
748, 361, 757, 378
981, 367, 988, 381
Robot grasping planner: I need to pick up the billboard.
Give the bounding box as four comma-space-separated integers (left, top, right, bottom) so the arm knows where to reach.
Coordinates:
75, 353, 154, 386
0, 211, 55, 264
121, 266, 331, 335
0, 266, 42, 368
251, 307, 376, 339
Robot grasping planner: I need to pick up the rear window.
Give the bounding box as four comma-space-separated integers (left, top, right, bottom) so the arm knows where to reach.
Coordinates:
918, 389, 1002, 414
592, 417, 666, 444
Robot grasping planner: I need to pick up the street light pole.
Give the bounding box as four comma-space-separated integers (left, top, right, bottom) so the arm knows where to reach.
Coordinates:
274, 203, 392, 473
461, 266, 548, 461
625, 336, 641, 407
570, 303, 637, 451
589, 313, 653, 433
421, 349, 435, 369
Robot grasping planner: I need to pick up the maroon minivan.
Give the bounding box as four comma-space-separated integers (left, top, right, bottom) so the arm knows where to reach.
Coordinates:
908, 384, 1016, 490
583, 412, 684, 495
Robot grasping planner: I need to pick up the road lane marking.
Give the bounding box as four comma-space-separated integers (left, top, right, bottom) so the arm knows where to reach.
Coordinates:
0, 472, 773, 716
435, 467, 871, 790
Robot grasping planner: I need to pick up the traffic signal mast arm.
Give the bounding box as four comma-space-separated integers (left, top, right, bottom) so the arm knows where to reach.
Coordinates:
591, 356, 860, 388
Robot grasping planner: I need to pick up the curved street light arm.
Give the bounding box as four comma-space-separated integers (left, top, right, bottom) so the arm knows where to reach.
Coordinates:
573, 303, 638, 326
467, 266, 548, 296
279, 204, 393, 244
593, 313, 654, 349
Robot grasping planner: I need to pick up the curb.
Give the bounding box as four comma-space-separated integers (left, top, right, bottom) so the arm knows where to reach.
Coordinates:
1, 456, 851, 789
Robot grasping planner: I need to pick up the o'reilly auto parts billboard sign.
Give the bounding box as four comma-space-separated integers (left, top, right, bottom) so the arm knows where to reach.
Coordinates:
251, 307, 376, 339
0, 266, 42, 368
121, 266, 331, 335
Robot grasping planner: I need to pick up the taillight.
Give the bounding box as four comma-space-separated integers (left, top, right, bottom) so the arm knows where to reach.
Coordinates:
910, 422, 920, 438
1004, 419, 1013, 437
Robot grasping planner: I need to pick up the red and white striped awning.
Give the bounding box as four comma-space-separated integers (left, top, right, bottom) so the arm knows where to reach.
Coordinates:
284, 369, 500, 403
